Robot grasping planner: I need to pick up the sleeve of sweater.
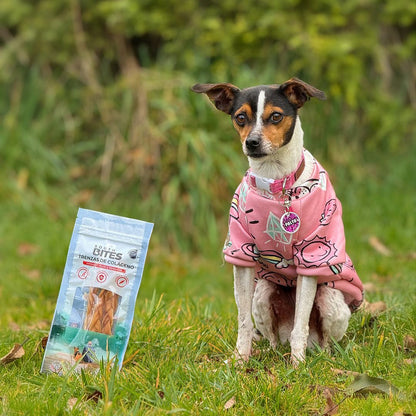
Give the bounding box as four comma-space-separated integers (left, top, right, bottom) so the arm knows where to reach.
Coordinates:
223, 185, 257, 268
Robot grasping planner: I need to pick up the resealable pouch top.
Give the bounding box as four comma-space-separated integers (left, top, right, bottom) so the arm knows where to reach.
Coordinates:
41, 208, 153, 375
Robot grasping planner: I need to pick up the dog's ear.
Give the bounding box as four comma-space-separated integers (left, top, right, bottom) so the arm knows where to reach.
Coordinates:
279, 78, 326, 109
191, 83, 240, 114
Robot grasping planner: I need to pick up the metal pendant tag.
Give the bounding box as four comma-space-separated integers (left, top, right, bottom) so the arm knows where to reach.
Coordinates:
280, 211, 301, 234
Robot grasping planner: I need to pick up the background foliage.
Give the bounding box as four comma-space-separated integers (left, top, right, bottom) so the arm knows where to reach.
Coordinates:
0, 0, 415, 251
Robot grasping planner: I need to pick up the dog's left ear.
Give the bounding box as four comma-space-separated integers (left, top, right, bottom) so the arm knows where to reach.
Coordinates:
191, 83, 240, 114
279, 78, 326, 109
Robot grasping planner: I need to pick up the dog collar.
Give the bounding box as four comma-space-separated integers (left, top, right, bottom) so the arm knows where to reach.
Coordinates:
248, 154, 305, 194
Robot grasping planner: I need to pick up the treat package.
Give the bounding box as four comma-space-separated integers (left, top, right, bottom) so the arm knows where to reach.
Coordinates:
41, 208, 153, 374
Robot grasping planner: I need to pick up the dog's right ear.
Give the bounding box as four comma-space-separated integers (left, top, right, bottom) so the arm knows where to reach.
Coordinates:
191, 83, 240, 114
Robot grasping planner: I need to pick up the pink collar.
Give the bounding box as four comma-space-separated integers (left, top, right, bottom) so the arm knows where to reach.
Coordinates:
248, 153, 305, 194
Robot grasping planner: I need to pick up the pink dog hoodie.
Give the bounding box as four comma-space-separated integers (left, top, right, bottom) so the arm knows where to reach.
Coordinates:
223, 151, 364, 310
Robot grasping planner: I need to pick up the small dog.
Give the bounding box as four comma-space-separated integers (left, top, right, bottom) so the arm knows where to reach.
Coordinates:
192, 78, 364, 364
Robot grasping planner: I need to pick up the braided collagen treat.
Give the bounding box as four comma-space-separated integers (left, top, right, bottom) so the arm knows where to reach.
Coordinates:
84, 288, 119, 335
83, 288, 97, 331
101, 290, 118, 335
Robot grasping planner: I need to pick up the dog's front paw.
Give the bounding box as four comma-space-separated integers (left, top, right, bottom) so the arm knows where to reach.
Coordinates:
290, 349, 305, 367
253, 328, 263, 342
233, 347, 251, 364
290, 331, 307, 367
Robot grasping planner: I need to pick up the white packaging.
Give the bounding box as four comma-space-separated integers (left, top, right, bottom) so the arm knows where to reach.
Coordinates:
41, 208, 153, 374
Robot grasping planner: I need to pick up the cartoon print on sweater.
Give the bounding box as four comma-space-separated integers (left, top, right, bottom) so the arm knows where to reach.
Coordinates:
294, 235, 338, 268
344, 256, 355, 271
329, 256, 356, 278
241, 243, 290, 269
239, 181, 249, 212
258, 269, 295, 286
288, 169, 327, 199
230, 192, 239, 220
329, 263, 343, 275
320, 199, 337, 225
264, 212, 293, 245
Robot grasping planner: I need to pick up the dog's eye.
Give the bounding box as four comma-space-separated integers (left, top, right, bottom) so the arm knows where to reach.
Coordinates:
235, 113, 247, 126
270, 112, 283, 124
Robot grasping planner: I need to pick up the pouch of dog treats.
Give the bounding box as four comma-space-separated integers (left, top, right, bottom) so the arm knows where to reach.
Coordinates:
41, 208, 153, 374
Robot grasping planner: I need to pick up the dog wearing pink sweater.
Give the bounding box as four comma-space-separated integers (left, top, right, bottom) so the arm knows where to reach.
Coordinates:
192, 78, 363, 365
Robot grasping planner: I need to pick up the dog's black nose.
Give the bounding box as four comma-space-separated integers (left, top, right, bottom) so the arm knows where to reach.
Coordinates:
245, 137, 261, 152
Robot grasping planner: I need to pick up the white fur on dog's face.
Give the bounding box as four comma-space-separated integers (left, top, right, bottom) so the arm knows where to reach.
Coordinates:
254, 90, 266, 133
241, 90, 272, 158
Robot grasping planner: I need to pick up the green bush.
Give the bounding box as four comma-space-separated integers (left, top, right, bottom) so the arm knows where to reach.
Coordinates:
0, 0, 415, 250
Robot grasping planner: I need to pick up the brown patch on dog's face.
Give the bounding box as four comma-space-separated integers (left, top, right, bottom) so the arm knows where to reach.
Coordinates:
232, 103, 254, 142
261, 104, 295, 148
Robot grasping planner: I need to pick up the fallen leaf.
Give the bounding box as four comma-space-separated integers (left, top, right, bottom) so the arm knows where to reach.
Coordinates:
71, 189, 93, 205
362, 282, 377, 293
348, 374, 398, 396
264, 366, 276, 382
67, 397, 78, 411
369, 236, 391, 256
38, 336, 48, 351
1, 343, 25, 365
403, 335, 416, 350
8, 322, 20, 331
24, 269, 41, 280
17, 242, 40, 256
69, 165, 86, 179
224, 396, 236, 410
361, 300, 387, 315
86, 390, 102, 403
331, 368, 361, 378
322, 388, 339, 415
26, 320, 49, 330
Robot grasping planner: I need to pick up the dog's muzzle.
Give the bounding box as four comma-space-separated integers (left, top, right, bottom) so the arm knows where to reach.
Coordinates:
245, 135, 266, 158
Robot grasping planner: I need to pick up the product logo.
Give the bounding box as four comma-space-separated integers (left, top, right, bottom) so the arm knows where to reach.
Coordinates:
128, 249, 138, 259
93, 245, 123, 260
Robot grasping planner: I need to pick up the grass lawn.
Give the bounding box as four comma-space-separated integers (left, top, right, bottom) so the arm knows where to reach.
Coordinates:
0, 147, 415, 415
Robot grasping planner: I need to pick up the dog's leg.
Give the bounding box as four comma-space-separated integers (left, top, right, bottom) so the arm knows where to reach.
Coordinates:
252, 279, 296, 348
315, 286, 351, 348
252, 279, 279, 349
233, 265, 255, 361
290, 275, 317, 365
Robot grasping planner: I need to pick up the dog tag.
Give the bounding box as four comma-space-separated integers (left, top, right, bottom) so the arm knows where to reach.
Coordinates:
280, 211, 300, 234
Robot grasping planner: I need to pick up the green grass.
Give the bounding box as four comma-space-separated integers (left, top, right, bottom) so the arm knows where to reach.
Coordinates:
1, 144, 415, 415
